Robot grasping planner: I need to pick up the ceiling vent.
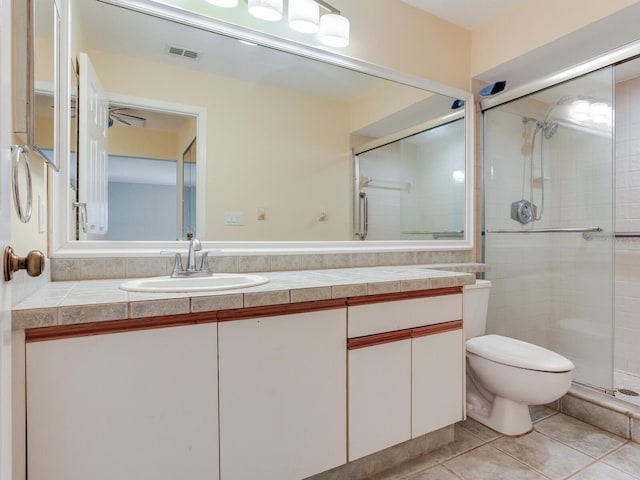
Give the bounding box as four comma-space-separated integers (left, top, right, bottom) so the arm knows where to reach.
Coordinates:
166, 44, 201, 61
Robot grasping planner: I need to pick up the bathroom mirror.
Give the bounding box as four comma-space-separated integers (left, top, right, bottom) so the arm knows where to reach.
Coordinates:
53, 0, 473, 253
32, 0, 62, 170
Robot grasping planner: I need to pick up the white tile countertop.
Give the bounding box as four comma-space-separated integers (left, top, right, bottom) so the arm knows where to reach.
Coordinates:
12, 264, 484, 330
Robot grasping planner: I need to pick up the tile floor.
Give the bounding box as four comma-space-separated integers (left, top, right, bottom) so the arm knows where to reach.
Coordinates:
615, 370, 640, 407
369, 406, 640, 480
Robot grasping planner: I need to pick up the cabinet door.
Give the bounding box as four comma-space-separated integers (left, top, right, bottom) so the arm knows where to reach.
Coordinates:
348, 339, 412, 461
218, 309, 346, 480
412, 329, 464, 437
26, 324, 219, 480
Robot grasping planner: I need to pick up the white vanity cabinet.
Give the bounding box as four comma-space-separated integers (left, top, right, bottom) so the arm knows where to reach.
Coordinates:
21, 285, 466, 480
25, 323, 220, 480
348, 337, 412, 460
217, 306, 347, 480
347, 289, 465, 461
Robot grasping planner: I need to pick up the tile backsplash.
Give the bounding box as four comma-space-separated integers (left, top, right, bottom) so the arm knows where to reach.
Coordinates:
50, 250, 475, 282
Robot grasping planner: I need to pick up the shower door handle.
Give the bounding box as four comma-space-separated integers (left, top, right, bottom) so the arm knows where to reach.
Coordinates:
356, 191, 368, 241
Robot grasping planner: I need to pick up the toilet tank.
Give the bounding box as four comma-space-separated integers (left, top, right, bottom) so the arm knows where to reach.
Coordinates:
463, 279, 491, 340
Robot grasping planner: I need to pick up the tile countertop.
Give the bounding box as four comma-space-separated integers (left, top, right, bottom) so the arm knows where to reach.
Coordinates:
12, 263, 485, 330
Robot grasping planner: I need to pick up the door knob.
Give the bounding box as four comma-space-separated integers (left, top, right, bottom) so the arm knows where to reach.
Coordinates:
3, 246, 45, 281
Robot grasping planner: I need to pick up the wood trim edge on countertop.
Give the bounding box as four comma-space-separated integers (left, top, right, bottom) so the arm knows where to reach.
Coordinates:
25, 311, 219, 343
25, 299, 347, 342
25, 289, 464, 342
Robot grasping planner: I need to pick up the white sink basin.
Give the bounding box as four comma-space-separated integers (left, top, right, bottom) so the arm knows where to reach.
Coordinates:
119, 274, 270, 293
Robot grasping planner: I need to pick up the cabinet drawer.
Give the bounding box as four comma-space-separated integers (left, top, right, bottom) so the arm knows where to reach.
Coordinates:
348, 293, 462, 338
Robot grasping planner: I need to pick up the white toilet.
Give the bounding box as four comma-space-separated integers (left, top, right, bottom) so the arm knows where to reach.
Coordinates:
463, 280, 574, 436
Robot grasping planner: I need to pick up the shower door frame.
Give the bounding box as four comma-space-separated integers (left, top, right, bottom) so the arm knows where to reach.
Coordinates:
478, 45, 640, 394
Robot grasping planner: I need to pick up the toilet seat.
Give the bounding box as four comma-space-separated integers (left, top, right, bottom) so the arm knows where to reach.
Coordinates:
466, 334, 574, 373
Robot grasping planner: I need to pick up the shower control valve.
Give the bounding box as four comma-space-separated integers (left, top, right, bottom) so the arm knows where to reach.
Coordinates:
511, 200, 537, 225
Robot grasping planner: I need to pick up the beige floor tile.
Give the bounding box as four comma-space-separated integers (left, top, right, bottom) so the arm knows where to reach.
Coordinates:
603, 443, 640, 478
426, 425, 486, 464
530, 404, 557, 422
491, 430, 592, 479
568, 461, 639, 480
405, 465, 461, 480
535, 413, 626, 458
372, 426, 483, 479
444, 444, 547, 480
458, 418, 502, 442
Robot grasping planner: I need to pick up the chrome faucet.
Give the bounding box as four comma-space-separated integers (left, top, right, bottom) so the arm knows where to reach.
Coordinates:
167, 237, 211, 278
186, 236, 202, 272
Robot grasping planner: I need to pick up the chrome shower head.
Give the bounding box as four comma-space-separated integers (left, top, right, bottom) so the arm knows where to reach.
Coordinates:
543, 122, 559, 139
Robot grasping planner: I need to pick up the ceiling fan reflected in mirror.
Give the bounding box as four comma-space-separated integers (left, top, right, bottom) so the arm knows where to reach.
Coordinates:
108, 107, 147, 128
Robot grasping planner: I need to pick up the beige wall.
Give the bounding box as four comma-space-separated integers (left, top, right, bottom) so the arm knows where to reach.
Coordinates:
471, 0, 640, 77
10, 134, 48, 255
87, 49, 352, 241
108, 125, 179, 161
10, 36, 53, 254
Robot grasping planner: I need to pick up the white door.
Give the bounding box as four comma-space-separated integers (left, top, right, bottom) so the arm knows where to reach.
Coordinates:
78, 53, 108, 240
0, 0, 13, 477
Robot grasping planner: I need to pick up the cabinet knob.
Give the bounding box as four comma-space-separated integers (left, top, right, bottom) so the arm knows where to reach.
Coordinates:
3, 246, 45, 281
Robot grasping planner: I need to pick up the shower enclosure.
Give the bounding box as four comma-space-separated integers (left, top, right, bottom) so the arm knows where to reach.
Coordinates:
483, 67, 615, 391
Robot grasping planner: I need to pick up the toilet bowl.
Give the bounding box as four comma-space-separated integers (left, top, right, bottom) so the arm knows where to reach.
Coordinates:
463, 280, 574, 436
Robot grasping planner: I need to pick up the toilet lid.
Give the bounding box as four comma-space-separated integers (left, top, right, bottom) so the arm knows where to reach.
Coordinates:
466, 334, 575, 372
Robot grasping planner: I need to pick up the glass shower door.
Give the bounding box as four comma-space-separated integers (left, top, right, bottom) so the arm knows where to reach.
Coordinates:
354, 118, 466, 241
483, 67, 615, 390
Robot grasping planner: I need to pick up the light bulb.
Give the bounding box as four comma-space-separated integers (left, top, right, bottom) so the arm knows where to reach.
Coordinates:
248, 0, 283, 21
570, 99, 590, 122
590, 102, 611, 124
288, 0, 319, 33
205, 0, 238, 7
319, 13, 349, 47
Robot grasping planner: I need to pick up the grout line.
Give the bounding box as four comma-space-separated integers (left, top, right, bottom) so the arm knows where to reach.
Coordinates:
598, 444, 640, 480
561, 457, 601, 480
480, 442, 555, 480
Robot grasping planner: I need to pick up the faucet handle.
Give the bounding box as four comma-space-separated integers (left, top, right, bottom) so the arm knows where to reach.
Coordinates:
199, 251, 209, 272
160, 251, 184, 277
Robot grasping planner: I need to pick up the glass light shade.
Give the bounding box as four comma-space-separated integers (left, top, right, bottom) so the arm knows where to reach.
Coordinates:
288, 0, 319, 33
570, 99, 590, 122
205, 0, 238, 7
248, 0, 283, 21
591, 102, 611, 124
319, 13, 350, 47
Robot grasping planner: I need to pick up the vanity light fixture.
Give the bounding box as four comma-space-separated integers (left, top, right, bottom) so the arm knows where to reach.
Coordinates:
318, 10, 349, 47
288, 0, 319, 33
248, 0, 283, 21
207, 0, 350, 47
205, 0, 239, 7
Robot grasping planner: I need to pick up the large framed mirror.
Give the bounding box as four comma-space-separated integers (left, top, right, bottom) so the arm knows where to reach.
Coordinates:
31, 0, 64, 171
51, 0, 474, 255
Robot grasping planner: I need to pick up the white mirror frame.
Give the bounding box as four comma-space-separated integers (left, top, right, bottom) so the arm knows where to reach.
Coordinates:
50, 0, 474, 257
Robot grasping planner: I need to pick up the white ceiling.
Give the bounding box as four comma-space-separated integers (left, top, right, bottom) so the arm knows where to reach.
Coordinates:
401, 0, 528, 30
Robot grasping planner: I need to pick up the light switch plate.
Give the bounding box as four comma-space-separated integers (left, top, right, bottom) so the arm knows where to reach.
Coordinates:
224, 212, 245, 226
